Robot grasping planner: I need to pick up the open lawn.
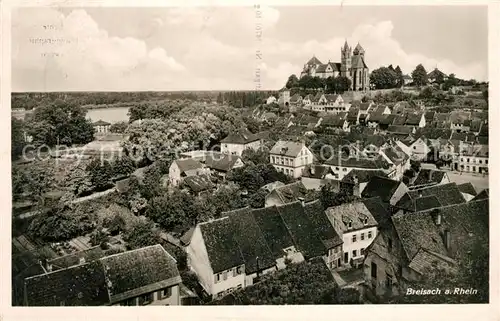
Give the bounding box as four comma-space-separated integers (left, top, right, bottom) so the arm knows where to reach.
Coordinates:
447, 171, 489, 192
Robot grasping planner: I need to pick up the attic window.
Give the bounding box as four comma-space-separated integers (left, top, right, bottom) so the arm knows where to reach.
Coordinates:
348, 221, 352, 229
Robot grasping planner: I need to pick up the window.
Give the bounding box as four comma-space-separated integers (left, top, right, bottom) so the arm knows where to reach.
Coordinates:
159, 287, 172, 299
120, 298, 136, 306
368, 231, 373, 239
371, 262, 377, 279
467, 158, 470, 163
479, 160, 482, 164
361, 248, 365, 255
361, 233, 365, 240
413, 146, 416, 150
388, 238, 393, 252
473, 166, 476, 172
334, 247, 339, 253
352, 250, 357, 257
486, 159, 488, 164
271, 156, 275, 163
236, 266, 242, 274
281, 158, 284, 165
461, 158, 464, 162
343, 168, 347, 172
215, 273, 221, 283
223, 271, 228, 281
139, 293, 154, 305
348, 222, 352, 229
352, 234, 357, 242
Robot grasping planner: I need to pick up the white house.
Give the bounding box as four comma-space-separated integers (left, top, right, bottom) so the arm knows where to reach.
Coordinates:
302, 95, 312, 108
269, 140, 314, 178
324, 155, 394, 181
169, 158, 205, 186
220, 128, 261, 156
93, 120, 111, 134
325, 202, 378, 268
186, 201, 337, 299
396, 137, 430, 161
266, 96, 277, 104
458, 145, 488, 175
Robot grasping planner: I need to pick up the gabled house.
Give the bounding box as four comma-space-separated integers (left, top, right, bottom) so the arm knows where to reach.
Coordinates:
411, 169, 450, 188
396, 137, 431, 161
405, 112, 426, 128
459, 145, 488, 174
379, 144, 411, 180
269, 140, 314, 178
341, 169, 388, 197
23, 245, 182, 306
265, 181, 316, 207
320, 115, 349, 132
289, 94, 303, 106
220, 128, 261, 156
301, 164, 337, 191
450, 111, 471, 132
302, 94, 313, 108
266, 96, 277, 104
182, 175, 215, 196
347, 107, 360, 126
358, 101, 375, 115
361, 176, 409, 206
325, 201, 378, 268
186, 200, 340, 299
324, 155, 394, 181
395, 183, 465, 214
205, 154, 244, 179
457, 182, 477, 202
93, 120, 111, 134
169, 158, 206, 186
363, 199, 488, 298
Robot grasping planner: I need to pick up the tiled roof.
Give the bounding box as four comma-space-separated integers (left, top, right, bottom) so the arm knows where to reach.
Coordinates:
48, 246, 106, 271
392, 114, 407, 125
24, 261, 110, 306
220, 128, 260, 144
270, 140, 306, 157
427, 68, 447, 79
392, 199, 489, 261
347, 108, 360, 121
302, 164, 333, 179
325, 155, 392, 170
174, 158, 203, 173
472, 189, 489, 201
361, 197, 392, 230
424, 111, 436, 122
405, 113, 423, 125
302, 200, 343, 249
387, 125, 414, 135
341, 169, 387, 184
183, 174, 214, 193
273, 181, 317, 204
395, 194, 442, 212
457, 182, 477, 196
408, 248, 456, 275
200, 218, 245, 273
450, 111, 471, 124
321, 115, 345, 128
93, 120, 111, 126
251, 206, 295, 257
277, 201, 326, 259
225, 208, 276, 274
412, 169, 447, 186
100, 245, 181, 303
361, 176, 404, 203
290, 94, 302, 103
359, 102, 371, 111
306, 56, 322, 66
382, 145, 409, 165
404, 183, 465, 207
351, 55, 368, 69
325, 201, 378, 232
205, 154, 242, 172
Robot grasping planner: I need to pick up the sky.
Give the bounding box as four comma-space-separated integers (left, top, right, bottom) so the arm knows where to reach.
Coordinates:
11, 5, 488, 92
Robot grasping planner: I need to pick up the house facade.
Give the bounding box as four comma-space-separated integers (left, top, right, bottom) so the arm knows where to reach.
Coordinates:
269, 140, 314, 178
459, 145, 488, 174
325, 202, 378, 268
220, 128, 261, 156
93, 120, 111, 134
169, 158, 205, 186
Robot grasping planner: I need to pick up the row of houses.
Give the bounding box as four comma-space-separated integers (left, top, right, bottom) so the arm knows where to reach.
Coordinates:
184, 169, 488, 300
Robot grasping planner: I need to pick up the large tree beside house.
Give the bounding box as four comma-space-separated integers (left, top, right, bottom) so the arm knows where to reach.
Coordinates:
411, 64, 429, 87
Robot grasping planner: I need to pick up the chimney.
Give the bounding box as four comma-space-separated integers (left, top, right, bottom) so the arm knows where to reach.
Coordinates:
418, 191, 423, 198
444, 229, 451, 251
298, 197, 305, 206
434, 210, 442, 226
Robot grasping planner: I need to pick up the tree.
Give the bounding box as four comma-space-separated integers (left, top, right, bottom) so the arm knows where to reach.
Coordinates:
12, 118, 26, 160
112, 155, 136, 178
123, 219, 161, 250
411, 64, 428, 87
298, 75, 313, 89
285, 74, 300, 89
369, 67, 398, 89
482, 88, 488, 104
394, 65, 404, 87
86, 158, 114, 191
334, 76, 352, 93
26, 100, 94, 146
65, 160, 93, 196
248, 189, 267, 208
241, 147, 270, 165
320, 182, 357, 210
109, 121, 128, 133
146, 189, 197, 232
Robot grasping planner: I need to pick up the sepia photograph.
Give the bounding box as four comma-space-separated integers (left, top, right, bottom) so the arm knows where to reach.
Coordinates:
8, 3, 491, 309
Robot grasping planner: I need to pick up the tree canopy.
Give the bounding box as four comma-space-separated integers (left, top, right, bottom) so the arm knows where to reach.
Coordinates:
411, 64, 429, 87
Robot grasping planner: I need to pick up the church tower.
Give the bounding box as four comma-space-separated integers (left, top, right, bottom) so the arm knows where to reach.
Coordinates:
340, 40, 352, 78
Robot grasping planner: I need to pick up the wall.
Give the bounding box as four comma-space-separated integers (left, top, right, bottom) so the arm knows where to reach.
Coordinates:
212, 266, 246, 299
169, 162, 181, 186
324, 244, 343, 269
342, 226, 377, 264
265, 190, 283, 207
186, 226, 216, 295
389, 183, 409, 206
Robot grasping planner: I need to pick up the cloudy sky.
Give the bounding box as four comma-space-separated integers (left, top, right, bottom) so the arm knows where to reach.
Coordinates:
12, 5, 488, 92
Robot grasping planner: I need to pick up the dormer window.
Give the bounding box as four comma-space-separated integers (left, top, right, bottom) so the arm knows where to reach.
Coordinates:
348, 221, 352, 229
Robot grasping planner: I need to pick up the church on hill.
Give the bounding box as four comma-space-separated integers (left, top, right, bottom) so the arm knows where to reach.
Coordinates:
300, 40, 370, 92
